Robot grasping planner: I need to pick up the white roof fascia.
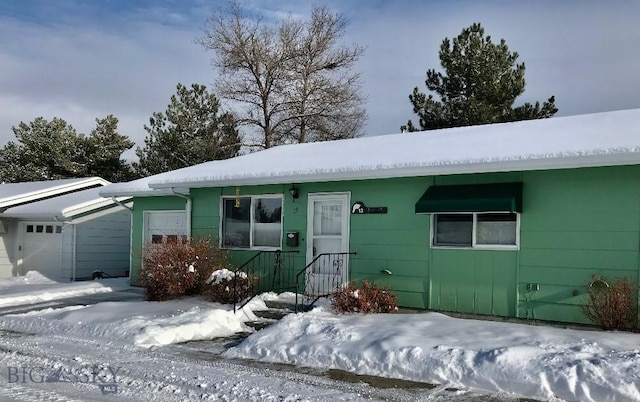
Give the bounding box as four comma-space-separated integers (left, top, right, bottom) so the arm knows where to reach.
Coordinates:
0, 213, 59, 221
61, 196, 132, 219
146, 151, 640, 188
0, 196, 131, 221
0, 177, 110, 209
99, 188, 190, 197
143, 108, 640, 190
64, 201, 133, 225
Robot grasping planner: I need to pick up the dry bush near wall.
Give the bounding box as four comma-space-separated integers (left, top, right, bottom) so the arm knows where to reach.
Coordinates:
332, 281, 398, 314
139, 237, 232, 301
201, 269, 254, 304
582, 275, 638, 331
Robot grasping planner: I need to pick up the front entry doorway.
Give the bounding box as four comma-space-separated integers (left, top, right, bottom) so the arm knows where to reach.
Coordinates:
305, 193, 350, 296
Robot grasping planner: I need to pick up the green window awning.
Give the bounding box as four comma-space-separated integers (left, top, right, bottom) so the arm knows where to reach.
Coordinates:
415, 182, 523, 214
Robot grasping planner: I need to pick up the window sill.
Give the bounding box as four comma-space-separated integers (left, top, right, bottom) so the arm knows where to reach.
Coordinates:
221, 246, 283, 251
431, 245, 519, 251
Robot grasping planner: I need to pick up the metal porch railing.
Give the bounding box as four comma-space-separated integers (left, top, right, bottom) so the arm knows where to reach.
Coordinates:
233, 250, 299, 312
295, 252, 357, 312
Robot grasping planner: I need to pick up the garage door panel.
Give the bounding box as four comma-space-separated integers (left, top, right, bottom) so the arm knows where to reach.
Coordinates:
144, 212, 187, 243
22, 222, 64, 280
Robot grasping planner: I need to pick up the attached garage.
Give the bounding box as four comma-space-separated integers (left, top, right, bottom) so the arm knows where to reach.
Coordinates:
21, 222, 64, 279
0, 179, 131, 281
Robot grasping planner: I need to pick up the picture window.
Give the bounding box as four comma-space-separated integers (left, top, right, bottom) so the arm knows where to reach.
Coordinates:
221, 195, 282, 249
432, 212, 518, 249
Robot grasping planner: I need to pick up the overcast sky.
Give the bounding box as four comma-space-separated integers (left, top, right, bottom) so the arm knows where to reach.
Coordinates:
1, 0, 639, 160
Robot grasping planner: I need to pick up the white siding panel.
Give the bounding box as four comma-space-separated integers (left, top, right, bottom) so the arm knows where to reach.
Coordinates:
61, 224, 74, 280
0, 219, 18, 277
74, 210, 131, 279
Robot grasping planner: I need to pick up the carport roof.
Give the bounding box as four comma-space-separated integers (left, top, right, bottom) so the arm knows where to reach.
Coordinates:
0, 187, 130, 220
0, 177, 110, 209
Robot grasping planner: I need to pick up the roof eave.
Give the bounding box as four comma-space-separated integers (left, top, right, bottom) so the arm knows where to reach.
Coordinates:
61, 196, 132, 218
0, 177, 110, 209
146, 152, 640, 189
99, 188, 190, 198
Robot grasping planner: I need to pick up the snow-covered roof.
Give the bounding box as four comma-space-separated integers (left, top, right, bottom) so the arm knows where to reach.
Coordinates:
0, 177, 110, 209
99, 171, 190, 198
0, 186, 130, 220
104, 108, 640, 195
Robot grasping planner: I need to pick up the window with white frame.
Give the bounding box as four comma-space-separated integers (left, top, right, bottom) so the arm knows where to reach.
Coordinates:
432, 212, 519, 249
221, 195, 283, 249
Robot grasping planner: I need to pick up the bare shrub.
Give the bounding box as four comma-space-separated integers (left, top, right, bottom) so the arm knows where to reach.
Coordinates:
332, 281, 398, 314
140, 237, 231, 301
582, 275, 638, 330
202, 269, 254, 304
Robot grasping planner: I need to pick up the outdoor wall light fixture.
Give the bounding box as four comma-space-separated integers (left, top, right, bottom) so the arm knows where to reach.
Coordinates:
289, 185, 299, 199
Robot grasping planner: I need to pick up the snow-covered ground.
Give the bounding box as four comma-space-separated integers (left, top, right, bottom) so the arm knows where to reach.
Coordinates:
1, 274, 639, 401
1, 276, 389, 401
0, 272, 125, 308
226, 302, 640, 402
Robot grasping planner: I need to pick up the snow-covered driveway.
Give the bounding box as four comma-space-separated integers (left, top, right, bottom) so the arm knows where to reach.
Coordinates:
2, 274, 638, 401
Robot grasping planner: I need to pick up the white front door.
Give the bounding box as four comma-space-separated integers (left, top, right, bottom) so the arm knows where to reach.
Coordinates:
305, 193, 350, 296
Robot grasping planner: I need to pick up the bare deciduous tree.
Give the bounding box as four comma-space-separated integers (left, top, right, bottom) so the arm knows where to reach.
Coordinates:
196, 2, 366, 149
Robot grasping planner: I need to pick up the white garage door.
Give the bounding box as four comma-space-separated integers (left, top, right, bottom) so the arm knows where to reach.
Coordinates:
144, 211, 187, 244
22, 222, 64, 280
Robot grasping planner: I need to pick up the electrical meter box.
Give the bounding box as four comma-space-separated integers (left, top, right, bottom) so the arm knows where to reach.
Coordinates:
286, 231, 299, 247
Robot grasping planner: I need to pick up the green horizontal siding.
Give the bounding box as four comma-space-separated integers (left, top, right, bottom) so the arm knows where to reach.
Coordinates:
431, 249, 517, 316
130, 196, 187, 285
521, 231, 639, 251
128, 165, 640, 324
519, 249, 638, 270
517, 165, 640, 323
519, 266, 637, 286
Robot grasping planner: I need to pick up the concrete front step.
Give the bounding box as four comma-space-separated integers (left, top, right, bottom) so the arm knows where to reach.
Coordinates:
245, 307, 292, 331
263, 297, 320, 312
241, 296, 320, 331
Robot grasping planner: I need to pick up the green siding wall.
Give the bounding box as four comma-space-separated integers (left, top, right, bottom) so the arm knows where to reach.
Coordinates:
130, 165, 640, 324
518, 166, 640, 323
130, 196, 187, 285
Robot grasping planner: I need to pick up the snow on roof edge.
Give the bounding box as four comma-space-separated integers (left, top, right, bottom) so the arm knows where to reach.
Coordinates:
99, 187, 189, 198
0, 196, 131, 220
97, 109, 640, 195
147, 148, 640, 189
0, 177, 110, 208
61, 196, 132, 218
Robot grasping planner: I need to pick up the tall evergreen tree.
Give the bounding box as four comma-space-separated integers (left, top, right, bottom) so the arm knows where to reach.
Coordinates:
134, 83, 241, 176
85, 115, 136, 182
407, 23, 557, 131
0, 117, 86, 182
0, 116, 134, 183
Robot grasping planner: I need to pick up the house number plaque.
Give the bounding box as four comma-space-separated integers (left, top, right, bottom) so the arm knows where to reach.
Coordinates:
351, 201, 387, 214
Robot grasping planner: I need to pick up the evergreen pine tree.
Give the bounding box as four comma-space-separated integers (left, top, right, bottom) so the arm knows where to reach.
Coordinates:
0, 117, 86, 182
407, 23, 557, 131
134, 83, 240, 176
85, 115, 136, 182
0, 116, 135, 183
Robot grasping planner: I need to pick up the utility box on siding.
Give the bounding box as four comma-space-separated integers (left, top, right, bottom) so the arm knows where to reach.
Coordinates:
286, 231, 299, 247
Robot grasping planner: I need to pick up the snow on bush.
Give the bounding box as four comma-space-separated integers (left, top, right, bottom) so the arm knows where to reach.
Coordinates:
332, 281, 398, 314
202, 268, 253, 304
140, 237, 231, 301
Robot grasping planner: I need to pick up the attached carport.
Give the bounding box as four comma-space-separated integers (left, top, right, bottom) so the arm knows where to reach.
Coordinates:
1, 185, 131, 281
